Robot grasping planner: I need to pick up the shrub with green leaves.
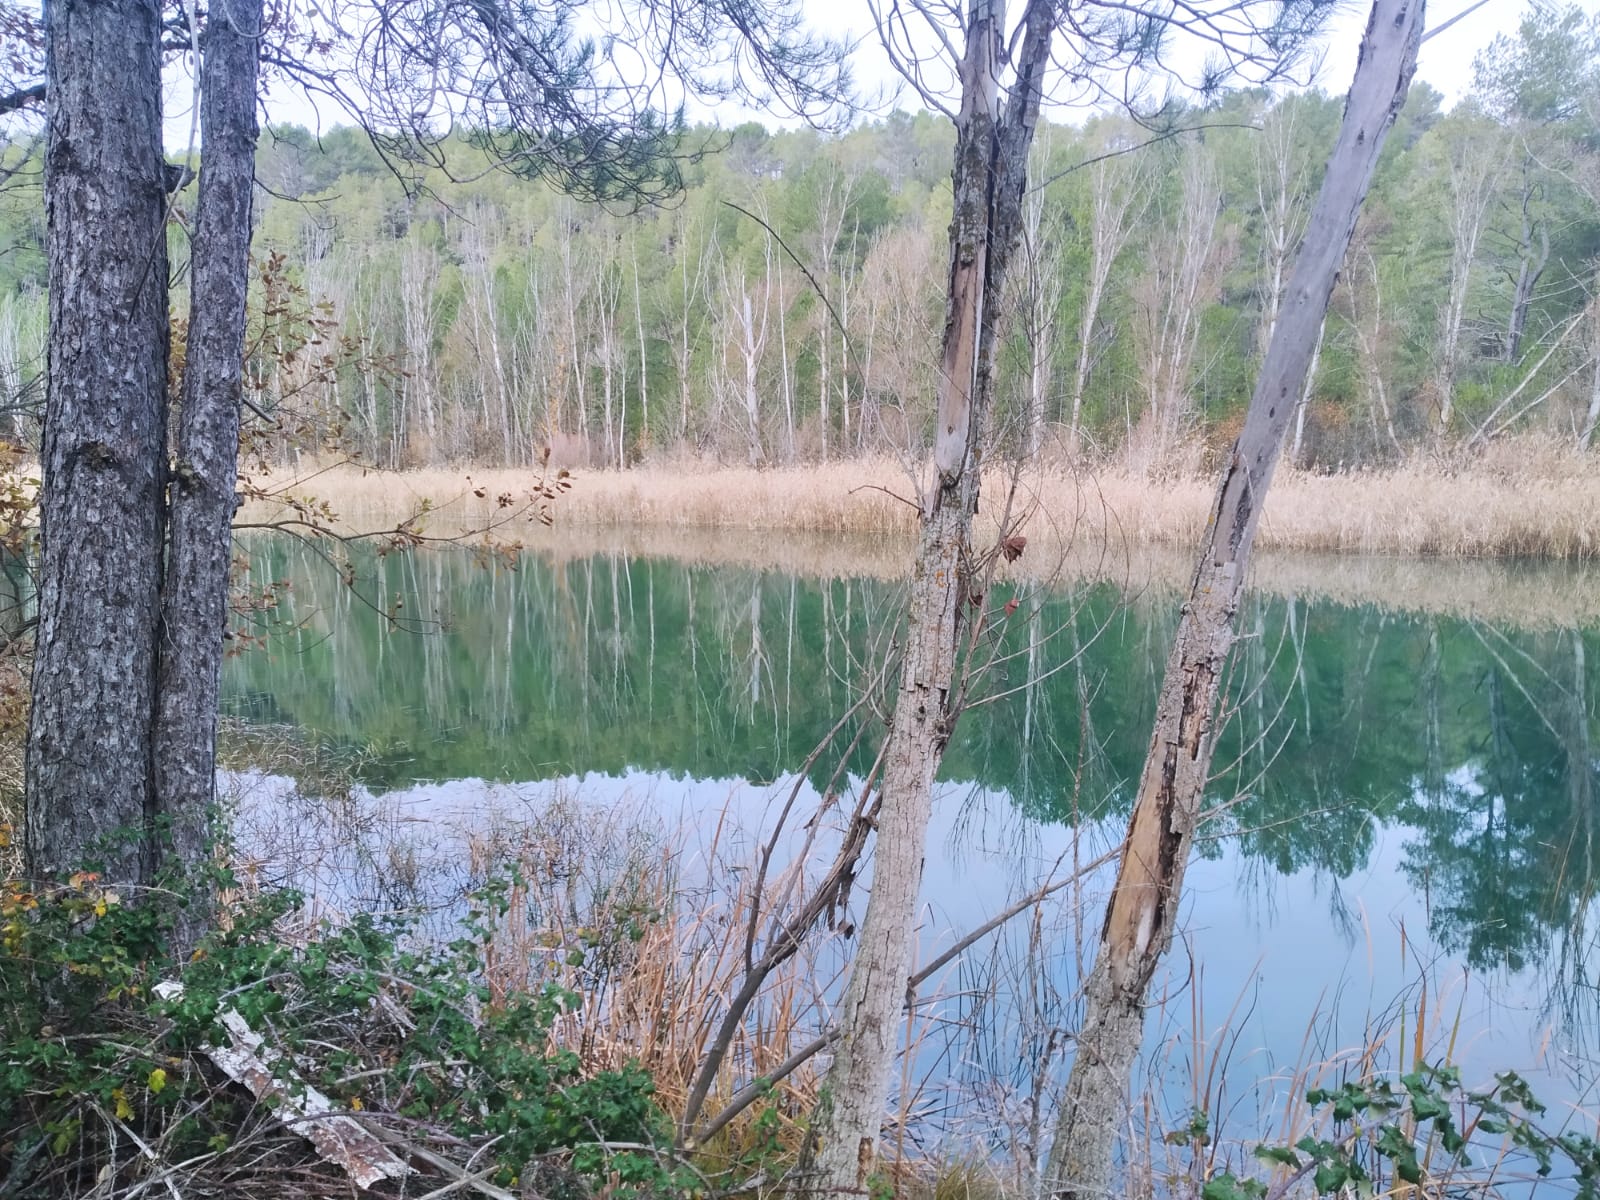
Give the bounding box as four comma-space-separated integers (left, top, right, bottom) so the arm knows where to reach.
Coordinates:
1195, 1062, 1600, 1198
0, 860, 682, 1198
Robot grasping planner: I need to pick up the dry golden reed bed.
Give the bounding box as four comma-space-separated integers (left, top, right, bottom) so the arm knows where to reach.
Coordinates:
238, 446, 1600, 628
275, 443, 1600, 560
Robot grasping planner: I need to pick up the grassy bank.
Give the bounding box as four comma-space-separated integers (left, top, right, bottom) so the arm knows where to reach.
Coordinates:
252, 444, 1600, 561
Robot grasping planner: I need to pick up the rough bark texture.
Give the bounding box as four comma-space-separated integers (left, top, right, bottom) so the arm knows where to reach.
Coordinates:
1046, 3, 1425, 1195
26, 0, 168, 884
808, 1, 1053, 1193
153, 0, 262, 913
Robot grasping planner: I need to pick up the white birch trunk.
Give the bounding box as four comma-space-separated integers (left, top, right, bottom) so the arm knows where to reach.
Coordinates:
1289, 315, 1325, 466
632, 235, 650, 457
1435, 123, 1500, 437
1069, 153, 1147, 459
777, 251, 796, 461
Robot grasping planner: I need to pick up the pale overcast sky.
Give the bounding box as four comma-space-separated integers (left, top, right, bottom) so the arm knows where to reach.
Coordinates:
163, 0, 1583, 147
1317, 0, 1534, 101
800, 0, 1549, 120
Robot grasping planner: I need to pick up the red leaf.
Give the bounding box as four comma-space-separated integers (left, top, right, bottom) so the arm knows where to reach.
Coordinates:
1003, 597, 1019, 617
1001, 535, 1028, 563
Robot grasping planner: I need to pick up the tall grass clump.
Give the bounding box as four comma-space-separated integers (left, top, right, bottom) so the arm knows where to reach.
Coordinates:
477, 789, 887, 1182
224, 770, 848, 1185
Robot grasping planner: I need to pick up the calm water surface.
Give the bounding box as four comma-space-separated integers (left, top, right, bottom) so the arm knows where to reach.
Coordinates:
220, 537, 1600, 1140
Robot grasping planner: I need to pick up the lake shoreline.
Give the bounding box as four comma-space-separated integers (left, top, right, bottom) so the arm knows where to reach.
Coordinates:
239, 452, 1600, 626
245, 448, 1600, 562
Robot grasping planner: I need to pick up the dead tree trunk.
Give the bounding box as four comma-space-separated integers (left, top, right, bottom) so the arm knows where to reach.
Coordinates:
1046, 3, 1424, 1194
1022, 177, 1063, 459
152, 0, 262, 907
1289, 315, 1325, 465
806, 1, 1053, 1193
1503, 162, 1550, 364
631, 234, 650, 455
26, 0, 169, 885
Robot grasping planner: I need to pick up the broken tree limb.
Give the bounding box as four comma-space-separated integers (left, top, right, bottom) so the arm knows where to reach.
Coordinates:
151, 981, 412, 1190
1045, 2, 1427, 1196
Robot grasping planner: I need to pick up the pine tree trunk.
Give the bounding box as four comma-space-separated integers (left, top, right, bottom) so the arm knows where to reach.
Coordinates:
153, 0, 262, 915
1046, 3, 1424, 1194
26, 0, 169, 885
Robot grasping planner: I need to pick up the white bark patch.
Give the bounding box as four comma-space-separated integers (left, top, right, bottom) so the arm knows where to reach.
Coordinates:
152, 982, 412, 1189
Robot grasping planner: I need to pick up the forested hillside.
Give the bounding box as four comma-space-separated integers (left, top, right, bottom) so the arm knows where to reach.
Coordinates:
1, 5, 1596, 473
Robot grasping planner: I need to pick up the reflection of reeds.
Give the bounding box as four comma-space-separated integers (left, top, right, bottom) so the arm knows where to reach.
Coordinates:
515, 528, 1600, 630
241, 477, 1600, 629
942, 852, 1581, 1200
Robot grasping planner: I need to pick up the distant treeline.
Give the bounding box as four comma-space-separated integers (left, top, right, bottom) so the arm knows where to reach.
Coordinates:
0, 5, 1595, 471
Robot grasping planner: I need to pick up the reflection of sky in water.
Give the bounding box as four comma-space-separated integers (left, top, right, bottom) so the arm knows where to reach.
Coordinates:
220, 543, 1600, 1169
227, 761, 1597, 1141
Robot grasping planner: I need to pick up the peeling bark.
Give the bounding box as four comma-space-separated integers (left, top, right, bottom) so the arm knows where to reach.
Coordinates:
1046, 3, 1425, 1194
807, 1, 1053, 1193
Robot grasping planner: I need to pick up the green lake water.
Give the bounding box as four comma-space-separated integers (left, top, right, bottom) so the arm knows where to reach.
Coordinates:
220, 536, 1600, 1141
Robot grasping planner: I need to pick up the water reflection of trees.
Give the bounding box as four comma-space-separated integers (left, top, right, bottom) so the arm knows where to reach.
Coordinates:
223, 540, 1598, 985
1401, 627, 1598, 983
